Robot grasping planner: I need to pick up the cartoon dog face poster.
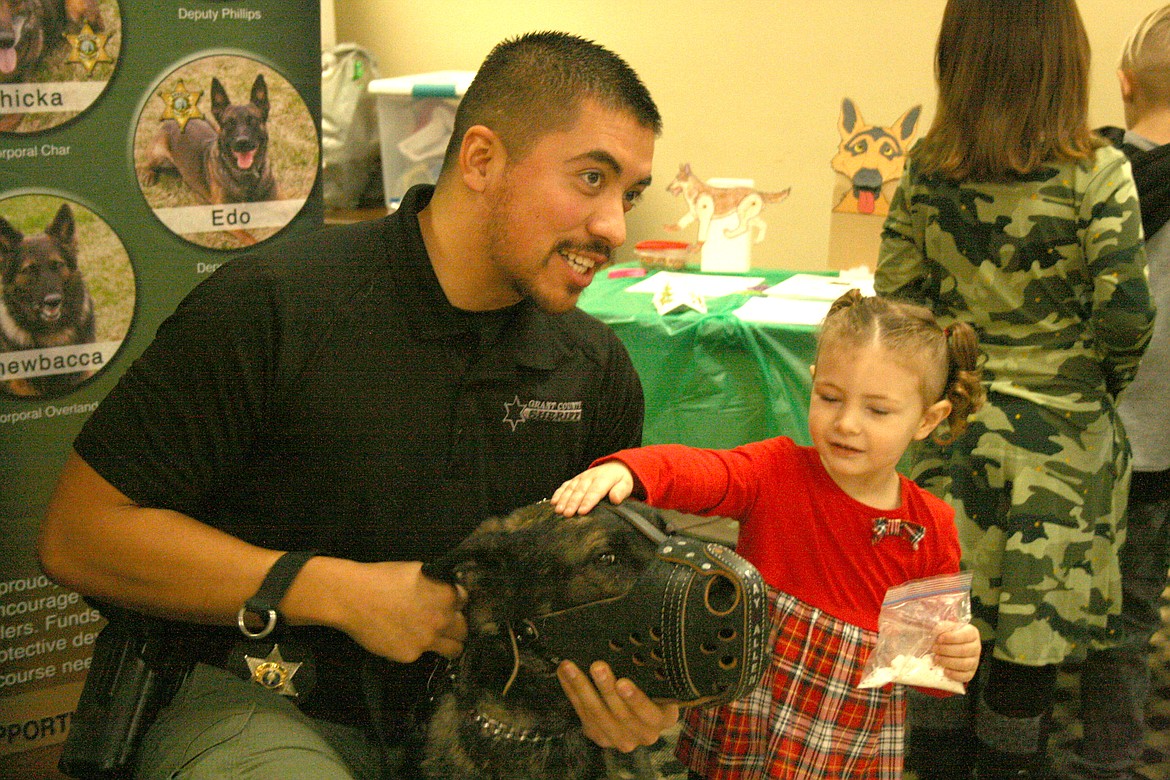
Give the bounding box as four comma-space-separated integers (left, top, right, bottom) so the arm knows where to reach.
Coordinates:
0, 193, 134, 398
132, 53, 319, 251
0, 0, 122, 134
829, 98, 921, 217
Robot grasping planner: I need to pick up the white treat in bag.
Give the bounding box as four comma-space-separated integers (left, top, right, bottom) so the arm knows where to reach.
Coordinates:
857, 570, 974, 695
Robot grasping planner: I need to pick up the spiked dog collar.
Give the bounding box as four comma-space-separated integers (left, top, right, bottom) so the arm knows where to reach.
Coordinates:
469, 709, 560, 743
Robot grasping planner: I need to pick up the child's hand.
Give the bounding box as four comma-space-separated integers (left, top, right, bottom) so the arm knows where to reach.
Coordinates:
930, 621, 981, 684
552, 462, 635, 516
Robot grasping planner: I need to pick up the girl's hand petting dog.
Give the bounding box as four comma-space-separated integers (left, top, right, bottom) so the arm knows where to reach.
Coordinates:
552, 461, 637, 517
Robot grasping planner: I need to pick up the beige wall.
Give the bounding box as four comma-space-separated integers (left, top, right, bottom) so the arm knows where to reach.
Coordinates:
321, 0, 336, 49
335, 0, 1167, 271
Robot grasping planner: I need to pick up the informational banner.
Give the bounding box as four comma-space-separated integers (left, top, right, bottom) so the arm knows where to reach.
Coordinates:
0, 0, 322, 759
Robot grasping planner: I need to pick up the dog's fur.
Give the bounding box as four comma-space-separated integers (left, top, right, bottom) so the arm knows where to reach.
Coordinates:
142, 73, 281, 208
0, 202, 96, 396
0, 0, 103, 131
418, 500, 664, 780
830, 98, 921, 216
665, 163, 789, 247
0, 0, 103, 85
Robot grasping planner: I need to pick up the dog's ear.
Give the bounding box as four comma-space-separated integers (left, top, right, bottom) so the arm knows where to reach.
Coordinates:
423, 528, 511, 591
210, 77, 231, 124
894, 104, 922, 145
249, 74, 270, 121
839, 97, 862, 140
46, 204, 79, 268
422, 551, 461, 585
66, 0, 104, 31
423, 552, 481, 589
0, 215, 23, 282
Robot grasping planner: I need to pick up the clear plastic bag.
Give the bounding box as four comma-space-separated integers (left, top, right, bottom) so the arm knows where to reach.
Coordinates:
857, 570, 973, 694
321, 44, 382, 209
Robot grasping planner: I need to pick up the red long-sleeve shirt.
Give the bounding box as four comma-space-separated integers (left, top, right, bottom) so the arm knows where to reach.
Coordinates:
601, 437, 961, 632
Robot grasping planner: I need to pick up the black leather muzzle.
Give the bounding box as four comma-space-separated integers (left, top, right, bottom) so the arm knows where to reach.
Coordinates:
520, 502, 770, 707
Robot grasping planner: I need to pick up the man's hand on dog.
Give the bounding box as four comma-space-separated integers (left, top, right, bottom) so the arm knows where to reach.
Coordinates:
558, 659, 680, 752
552, 461, 636, 516
314, 560, 468, 662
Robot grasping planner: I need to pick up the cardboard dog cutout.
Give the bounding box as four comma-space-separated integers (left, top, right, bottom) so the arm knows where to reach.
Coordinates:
666, 163, 789, 248
830, 98, 921, 217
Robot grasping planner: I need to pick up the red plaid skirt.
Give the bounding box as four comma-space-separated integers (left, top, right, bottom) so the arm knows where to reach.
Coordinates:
676, 589, 904, 779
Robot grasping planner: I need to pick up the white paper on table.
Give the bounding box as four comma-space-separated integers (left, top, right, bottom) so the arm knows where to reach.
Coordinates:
625, 271, 765, 299
763, 273, 874, 300
653, 284, 708, 315
734, 296, 832, 326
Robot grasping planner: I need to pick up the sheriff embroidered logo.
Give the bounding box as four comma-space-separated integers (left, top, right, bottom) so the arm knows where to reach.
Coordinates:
503, 396, 583, 431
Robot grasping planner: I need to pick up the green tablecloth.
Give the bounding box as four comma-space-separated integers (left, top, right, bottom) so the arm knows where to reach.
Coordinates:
578, 264, 820, 449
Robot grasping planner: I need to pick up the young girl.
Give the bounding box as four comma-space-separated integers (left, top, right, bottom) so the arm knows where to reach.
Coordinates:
553, 291, 985, 779
875, 1, 1156, 778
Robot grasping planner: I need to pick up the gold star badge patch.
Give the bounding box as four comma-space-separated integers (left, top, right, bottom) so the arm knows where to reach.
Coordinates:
64, 22, 113, 76
244, 644, 303, 697
158, 80, 204, 131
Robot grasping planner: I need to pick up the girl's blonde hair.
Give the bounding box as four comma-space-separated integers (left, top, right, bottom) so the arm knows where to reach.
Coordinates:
912, 0, 1102, 181
1121, 5, 1170, 107
818, 291, 985, 444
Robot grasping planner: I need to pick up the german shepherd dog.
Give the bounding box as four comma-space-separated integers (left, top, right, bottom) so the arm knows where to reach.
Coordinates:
830, 98, 921, 216
142, 73, 281, 208
0, 0, 103, 85
417, 500, 665, 780
0, 0, 103, 131
0, 202, 96, 396
665, 163, 789, 247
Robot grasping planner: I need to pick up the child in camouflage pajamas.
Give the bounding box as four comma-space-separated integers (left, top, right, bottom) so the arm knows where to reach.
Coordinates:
1065, 6, 1170, 780
874, 1, 1157, 778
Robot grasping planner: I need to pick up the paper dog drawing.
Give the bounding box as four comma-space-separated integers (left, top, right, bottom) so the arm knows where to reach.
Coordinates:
665, 163, 790, 247
830, 98, 921, 216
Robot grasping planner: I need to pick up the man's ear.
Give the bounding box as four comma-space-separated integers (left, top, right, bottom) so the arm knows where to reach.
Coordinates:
459, 125, 505, 193
914, 399, 953, 441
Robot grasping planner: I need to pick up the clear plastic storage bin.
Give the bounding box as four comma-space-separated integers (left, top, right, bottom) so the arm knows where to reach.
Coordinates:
368, 70, 476, 209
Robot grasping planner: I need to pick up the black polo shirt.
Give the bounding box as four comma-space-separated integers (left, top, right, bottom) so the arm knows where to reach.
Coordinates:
75, 184, 644, 722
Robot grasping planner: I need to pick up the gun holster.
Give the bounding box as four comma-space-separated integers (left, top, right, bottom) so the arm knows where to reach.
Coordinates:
59, 617, 195, 779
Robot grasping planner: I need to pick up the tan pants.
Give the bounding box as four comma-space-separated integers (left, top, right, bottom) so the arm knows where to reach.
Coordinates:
135, 664, 399, 780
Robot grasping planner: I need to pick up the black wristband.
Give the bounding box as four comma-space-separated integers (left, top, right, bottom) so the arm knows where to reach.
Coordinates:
237, 550, 319, 639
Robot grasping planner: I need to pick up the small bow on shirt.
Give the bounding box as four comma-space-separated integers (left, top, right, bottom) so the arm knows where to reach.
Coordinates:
871, 517, 926, 551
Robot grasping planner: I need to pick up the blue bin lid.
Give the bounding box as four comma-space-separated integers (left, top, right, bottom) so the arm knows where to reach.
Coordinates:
368, 70, 476, 98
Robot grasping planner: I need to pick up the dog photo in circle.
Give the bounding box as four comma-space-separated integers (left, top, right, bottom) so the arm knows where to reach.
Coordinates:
134, 54, 319, 251
0, 193, 134, 398
0, 0, 122, 134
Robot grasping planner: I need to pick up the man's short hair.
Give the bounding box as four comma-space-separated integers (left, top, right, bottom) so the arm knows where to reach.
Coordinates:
442, 31, 662, 168
1121, 5, 1170, 106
